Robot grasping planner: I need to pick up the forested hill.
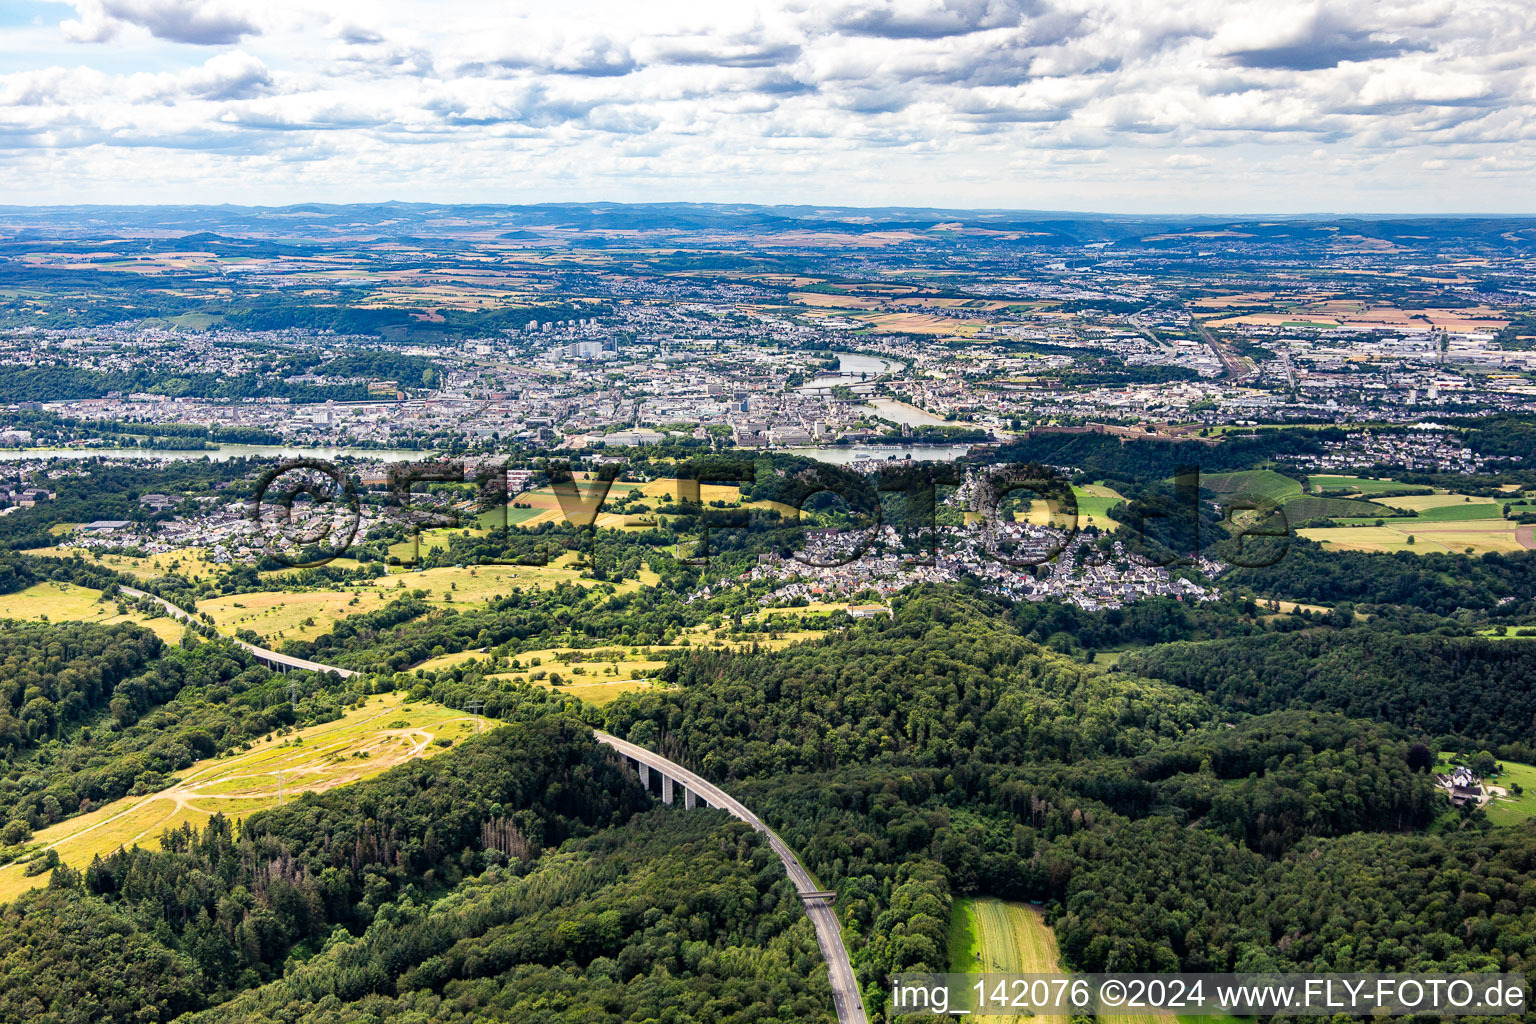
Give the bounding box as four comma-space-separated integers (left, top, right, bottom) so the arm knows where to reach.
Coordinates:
605, 588, 1217, 775
2, 588, 1534, 1022
599, 591, 1536, 1015
1123, 631, 1536, 755
4, 718, 830, 1023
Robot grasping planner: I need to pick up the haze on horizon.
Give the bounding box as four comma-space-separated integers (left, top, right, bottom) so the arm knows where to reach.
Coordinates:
1, 0, 1533, 214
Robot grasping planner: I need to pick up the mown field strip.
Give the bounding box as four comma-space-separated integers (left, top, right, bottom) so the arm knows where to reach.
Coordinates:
0, 694, 486, 903
952, 897, 1065, 1024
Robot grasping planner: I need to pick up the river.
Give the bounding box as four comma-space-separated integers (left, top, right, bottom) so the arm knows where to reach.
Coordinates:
783, 444, 973, 465
798, 352, 903, 392
0, 444, 428, 463
859, 398, 948, 427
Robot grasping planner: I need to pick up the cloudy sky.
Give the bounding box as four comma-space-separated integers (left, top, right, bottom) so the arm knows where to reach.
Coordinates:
1, 0, 1533, 212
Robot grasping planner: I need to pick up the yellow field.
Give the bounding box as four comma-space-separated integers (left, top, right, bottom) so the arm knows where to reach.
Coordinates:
200, 556, 660, 643
410, 623, 826, 704
35, 544, 368, 584
974, 899, 1061, 973
951, 897, 1064, 1024
747, 601, 862, 620
200, 587, 398, 641
35, 545, 227, 583
499, 479, 799, 529
0, 581, 186, 643
1374, 493, 1498, 512
0, 694, 485, 902
1300, 521, 1524, 555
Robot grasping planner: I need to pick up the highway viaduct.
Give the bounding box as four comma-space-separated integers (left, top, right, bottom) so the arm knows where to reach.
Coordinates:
118, 585, 869, 1024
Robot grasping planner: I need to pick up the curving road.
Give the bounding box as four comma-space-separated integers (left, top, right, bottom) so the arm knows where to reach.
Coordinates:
596, 732, 869, 1024
120, 586, 356, 678
120, 585, 865, 1024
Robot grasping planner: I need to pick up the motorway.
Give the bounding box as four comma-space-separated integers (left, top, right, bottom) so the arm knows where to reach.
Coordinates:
120, 586, 357, 678
596, 731, 870, 1024
120, 585, 866, 1024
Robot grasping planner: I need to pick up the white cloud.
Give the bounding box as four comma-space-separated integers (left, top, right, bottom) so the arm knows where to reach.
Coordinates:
62, 0, 261, 45
4, 0, 1536, 210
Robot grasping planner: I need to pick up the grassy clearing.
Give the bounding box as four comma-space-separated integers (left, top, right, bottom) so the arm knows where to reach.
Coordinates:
1476, 626, 1536, 640
37, 545, 367, 584
950, 897, 1064, 1024
409, 621, 827, 705
387, 526, 489, 563
0, 580, 186, 643
201, 587, 396, 641
201, 555, 659, 644
0, 693, 486, 903
1471, 757, 1536, 827
1307, 474, 1431, 495
34, 545, 228, 583
1074, 483, 1126, 525
947, 895, 982, 972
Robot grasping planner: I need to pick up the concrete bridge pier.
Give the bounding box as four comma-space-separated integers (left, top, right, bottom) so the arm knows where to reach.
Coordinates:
621, 754, 711, 810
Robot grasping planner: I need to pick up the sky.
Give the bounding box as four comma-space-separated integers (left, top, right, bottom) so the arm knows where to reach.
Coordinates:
0, 0, 1533, 213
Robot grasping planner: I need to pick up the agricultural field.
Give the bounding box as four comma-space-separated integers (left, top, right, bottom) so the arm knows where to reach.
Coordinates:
0, 580, 186, 643
1073, 483, 1126, 525
949, 897, 1064, 1023
1300, 520, 1525, 555
1373, 493, 1504, 521
1200, 469, 1387, 523
1306, 474, 1431, 496
489, 478, 799, 531
0, 694, 486, 902
1016, 483, 1124, 528
947, 896, 1248, 1024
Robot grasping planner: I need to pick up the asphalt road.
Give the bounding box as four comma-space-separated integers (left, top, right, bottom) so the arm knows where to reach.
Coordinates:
121, 586, 357, 677
123, 587, 864, 1023
596, 731, 870, 1024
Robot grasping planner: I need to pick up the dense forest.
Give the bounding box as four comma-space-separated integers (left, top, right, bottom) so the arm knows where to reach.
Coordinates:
1123, 631, 1536, 756
596, 592, 1536, 1016
0, 715, 836, 1024
0, 620, 162, 750
0, 582, 1530, 1021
